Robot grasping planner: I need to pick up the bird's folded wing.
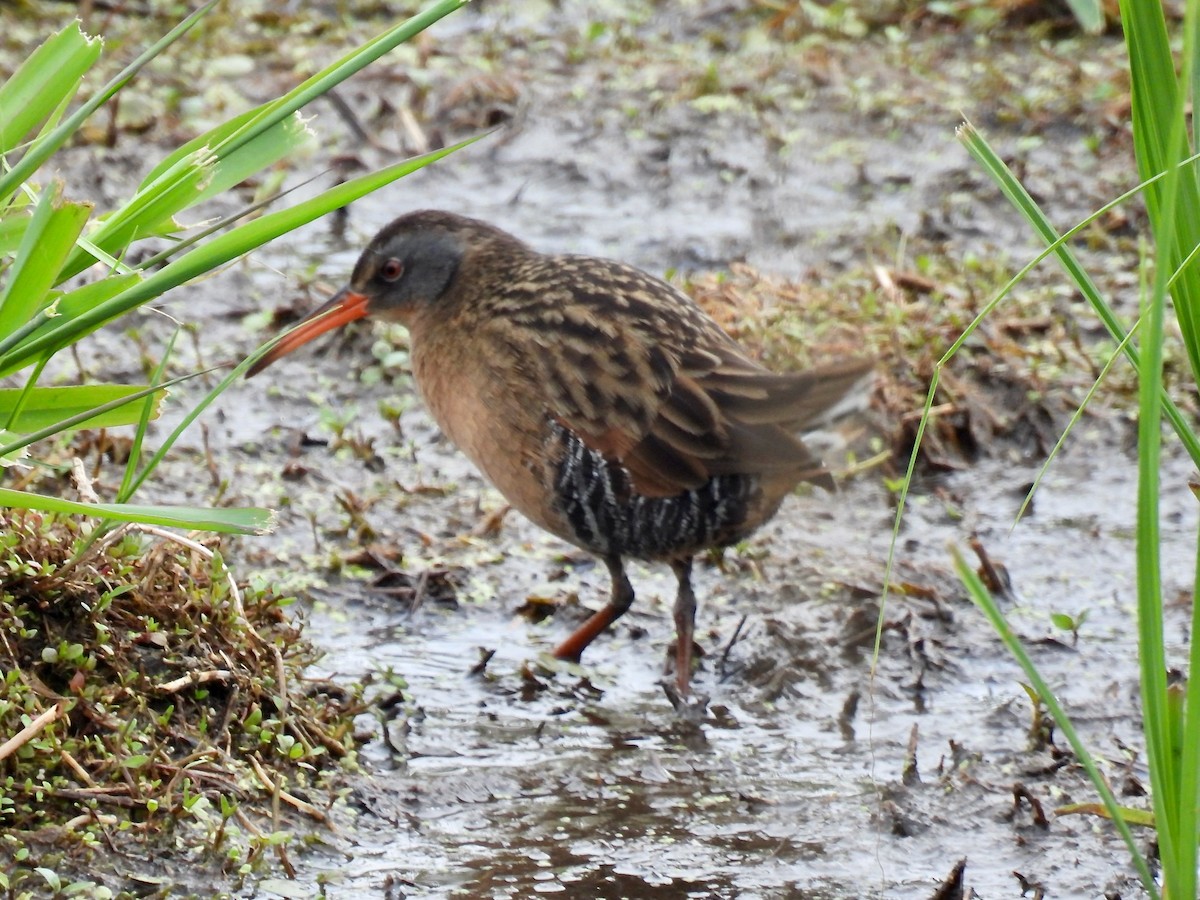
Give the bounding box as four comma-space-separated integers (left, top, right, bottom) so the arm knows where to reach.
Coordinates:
539, 325, 868, 498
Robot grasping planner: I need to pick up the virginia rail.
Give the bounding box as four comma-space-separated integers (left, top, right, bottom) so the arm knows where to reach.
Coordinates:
249, 210, 871, 697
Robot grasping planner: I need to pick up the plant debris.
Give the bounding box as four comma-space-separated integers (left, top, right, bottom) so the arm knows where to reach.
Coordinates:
0, 509, 361, 893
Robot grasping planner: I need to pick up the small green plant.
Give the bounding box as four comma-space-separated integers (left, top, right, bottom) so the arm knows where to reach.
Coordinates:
1050, 609, 1089, 645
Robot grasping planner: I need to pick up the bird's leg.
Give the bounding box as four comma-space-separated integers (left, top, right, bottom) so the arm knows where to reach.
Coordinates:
670, 557, 697, 694
553, 556, 635, 663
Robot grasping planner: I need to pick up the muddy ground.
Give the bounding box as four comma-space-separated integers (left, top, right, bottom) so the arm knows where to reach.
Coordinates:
16, 0, 1196, 896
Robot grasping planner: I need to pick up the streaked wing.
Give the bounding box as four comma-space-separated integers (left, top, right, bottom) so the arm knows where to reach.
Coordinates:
493, 255, 871, 498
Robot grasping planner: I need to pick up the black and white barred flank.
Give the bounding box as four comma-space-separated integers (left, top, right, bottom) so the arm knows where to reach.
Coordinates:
548, 421, 754, 560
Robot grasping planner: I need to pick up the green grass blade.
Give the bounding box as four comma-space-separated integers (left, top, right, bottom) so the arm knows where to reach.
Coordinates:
0, 372, 203, 459
1179, 0, 1200, 828
1135, 240, 1176, 900
59, 0, 466, 279
1012, 315, 1141, 528
0, 384, 164, 432
0, 209, 33, 255
0, 1, 221, 206
959, 107, 1194, 897
156, 114, 315, 233
0, 488, 273, 535
134, 107, 314, 221
117, 329, 178, 503
59, 151, 216, 280
0, 22, 102, 154
0, 274, 142, 375
133, 170, 324, 272
0, 138, 481, 373
952, 547, 1158, 897
210, 0, 467, 165
1120, 0, 1199, 891
958, 122, 1200, 468
1121, 0, 1200, 378
2, 354, 50, 433
125, 320, 322, 497
59, 114, 313, 276
0, 184, 92, 331
1181, 527, 1200, 892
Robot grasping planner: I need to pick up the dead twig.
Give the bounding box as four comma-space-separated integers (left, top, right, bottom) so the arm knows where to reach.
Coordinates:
717, 613, 749, 679
0, 701, 67, 762
156, 670, 235, 694
247, 755, 327, 822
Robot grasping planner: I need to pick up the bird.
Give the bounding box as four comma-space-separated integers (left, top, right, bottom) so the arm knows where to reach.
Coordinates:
248, 210, 872, 700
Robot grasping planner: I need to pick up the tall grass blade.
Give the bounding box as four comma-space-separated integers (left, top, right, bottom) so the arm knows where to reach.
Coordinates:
958, 122, 1200, 467
0, 384, 165, 432
0, 372, 203, 459
1120, 0, 1200, 895
58, 0, 467, 280
0, 22, 102, 153
0, 137, 481, 374
0, 274, 142, 371
0, 488, 272, 535
952, 546, 1157, 895
117, 329, 178, 504
0, 183, 92, 331
0, 1, 221, 205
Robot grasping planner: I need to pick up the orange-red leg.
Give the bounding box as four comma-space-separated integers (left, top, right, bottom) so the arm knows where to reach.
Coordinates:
670, 557, 697, 694
553, 556, 634, 663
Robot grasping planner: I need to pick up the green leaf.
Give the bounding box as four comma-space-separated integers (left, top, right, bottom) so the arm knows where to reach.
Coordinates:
957, 122, 1200, 469
0, 367, 200, 458
0, 182, 92, 332
0, 209, 33, 256
0, 22, 102, 153
62, 150, 216, 278
34, 868, 62, 892
118, 329, 177, 503
0, 488, 274, 535
0, 384, 164, 432
209, 0, 467, 166
137, 107, 315, 235
953, 545, 1155, 893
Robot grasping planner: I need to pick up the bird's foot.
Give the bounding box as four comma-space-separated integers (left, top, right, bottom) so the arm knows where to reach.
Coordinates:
660, 679, 710, 723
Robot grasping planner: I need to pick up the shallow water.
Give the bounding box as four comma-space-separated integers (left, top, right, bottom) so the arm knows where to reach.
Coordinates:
274, 441, 1182, 898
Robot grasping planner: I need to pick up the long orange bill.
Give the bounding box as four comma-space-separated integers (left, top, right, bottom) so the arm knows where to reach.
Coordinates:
245, 288, 370, 378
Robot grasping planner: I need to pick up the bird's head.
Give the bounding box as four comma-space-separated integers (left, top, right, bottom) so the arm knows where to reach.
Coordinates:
247, 210, 519, 377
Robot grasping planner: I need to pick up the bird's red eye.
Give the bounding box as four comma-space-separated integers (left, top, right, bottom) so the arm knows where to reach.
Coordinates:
380, 258, 404, 282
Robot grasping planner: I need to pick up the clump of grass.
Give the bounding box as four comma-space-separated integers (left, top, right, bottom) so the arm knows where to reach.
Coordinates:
0, 508, 358, 892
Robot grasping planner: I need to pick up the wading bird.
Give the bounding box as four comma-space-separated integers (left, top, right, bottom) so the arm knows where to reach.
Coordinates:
249, 210, 871, 701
